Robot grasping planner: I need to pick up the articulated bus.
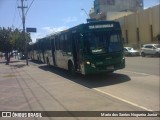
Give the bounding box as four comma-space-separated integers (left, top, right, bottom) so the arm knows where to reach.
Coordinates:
29, 21, 125, 75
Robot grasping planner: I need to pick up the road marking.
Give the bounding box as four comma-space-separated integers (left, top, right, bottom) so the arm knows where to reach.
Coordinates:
93, 88, 153, 111
120, 70, 153, 76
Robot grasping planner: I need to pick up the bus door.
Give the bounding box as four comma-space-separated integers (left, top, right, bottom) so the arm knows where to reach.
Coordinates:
51, 38, 56, 66
72, 33, 82, 71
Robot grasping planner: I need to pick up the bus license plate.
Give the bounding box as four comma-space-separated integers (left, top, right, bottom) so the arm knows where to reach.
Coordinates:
107, 66, 114, 70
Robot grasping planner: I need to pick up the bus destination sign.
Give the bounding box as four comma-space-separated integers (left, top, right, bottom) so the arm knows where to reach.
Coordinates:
89, 24, 114, 29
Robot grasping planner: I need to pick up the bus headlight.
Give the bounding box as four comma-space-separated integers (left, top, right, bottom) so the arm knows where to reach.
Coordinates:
86, 61, 91, 65
122, 57, 125, 63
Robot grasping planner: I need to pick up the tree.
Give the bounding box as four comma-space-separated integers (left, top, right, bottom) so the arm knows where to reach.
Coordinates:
0, 27, 13, 64
0, 27, 31, 65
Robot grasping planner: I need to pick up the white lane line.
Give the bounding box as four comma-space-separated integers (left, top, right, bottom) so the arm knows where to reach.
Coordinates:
93, 88, 153, 111
120, 70, 153, 76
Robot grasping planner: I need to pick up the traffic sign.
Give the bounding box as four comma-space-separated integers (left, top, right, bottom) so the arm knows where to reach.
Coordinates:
26, 28, 37, 32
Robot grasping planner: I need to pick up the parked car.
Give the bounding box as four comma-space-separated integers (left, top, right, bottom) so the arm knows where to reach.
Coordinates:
141, 44, 160, 57
124, 47, 140, 56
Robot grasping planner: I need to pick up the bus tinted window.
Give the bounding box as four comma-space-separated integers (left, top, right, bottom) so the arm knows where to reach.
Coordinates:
84, 32, 122, 54
66, 34, 72, 55
108, 34, 122, 52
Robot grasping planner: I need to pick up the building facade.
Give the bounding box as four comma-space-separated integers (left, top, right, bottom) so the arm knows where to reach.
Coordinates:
118, 5, 160, 48
90, 0, 144, 20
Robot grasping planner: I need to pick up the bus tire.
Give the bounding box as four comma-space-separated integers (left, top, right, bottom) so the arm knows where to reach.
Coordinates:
68, 61, 75, 75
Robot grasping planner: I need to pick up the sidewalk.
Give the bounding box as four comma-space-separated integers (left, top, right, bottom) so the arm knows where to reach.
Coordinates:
0, 58, 80, 120
0, 58, 33, 111
0, 58, 73, 111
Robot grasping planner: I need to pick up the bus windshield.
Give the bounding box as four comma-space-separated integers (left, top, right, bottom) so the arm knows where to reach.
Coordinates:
84, 32, 122, 54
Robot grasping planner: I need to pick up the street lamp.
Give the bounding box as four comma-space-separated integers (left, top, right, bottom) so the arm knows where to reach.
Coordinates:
81, 8, 89, 18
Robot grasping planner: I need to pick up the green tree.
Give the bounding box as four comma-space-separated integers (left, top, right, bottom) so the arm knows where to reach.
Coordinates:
0, 27, 13, 64
0, 27, 31, 65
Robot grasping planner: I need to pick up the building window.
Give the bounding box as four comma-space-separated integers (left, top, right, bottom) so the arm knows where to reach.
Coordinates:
136, 0, 143, 7
98, 0, 115, 5
150, 25, 153, 42
107, 0, 115, 5
96, 9, 100, 14
125, 30, 128, 44
136, 28, 140, 44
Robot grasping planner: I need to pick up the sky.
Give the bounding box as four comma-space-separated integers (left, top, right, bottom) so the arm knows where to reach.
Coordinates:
0, 0, 160, 43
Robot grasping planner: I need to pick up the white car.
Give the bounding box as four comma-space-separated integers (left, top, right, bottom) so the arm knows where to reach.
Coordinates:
124, 47, 140, 56
141, 44, 160, 57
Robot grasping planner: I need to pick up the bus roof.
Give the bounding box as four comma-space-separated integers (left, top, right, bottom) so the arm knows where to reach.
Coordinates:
36, 20, 120, 41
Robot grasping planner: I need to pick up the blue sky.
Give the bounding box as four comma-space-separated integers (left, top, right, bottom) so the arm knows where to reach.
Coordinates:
0, 0, 159, 42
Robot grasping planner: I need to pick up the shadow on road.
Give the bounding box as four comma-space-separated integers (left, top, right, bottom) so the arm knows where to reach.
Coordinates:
30, 60, 44, 64
0, 60, 20, 64
39, 65, 131, 88
10, 64, 26, 69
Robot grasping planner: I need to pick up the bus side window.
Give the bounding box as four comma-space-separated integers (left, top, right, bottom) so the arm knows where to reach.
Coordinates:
55, 36, 60, 50
48, 39, 51, 50
64, 34, 67, 52
66, 33, 72, 55
59, 34, 67, 53
59, 35, 63, 50
83, 34, 90, 53
51, 38, 55, 51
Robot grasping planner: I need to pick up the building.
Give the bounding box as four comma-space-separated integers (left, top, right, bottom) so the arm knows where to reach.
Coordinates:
118, 5, 160, 48
89, 0, 160, 48
90, 0, 144, 20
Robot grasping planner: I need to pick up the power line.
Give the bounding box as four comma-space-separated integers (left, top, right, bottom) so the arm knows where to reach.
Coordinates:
17, 0, 22, 19
17, 0, 23, 30
11, 1, 18, 28
25, 0, 35, 16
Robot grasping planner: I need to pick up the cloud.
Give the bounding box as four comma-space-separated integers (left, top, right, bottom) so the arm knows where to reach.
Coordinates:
31, 33, 44, 43
42, 26, 67, 33
63, 17, 78, 23
31, 26, 67, 43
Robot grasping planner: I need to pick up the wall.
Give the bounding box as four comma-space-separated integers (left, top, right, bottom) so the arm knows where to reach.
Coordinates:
117, 5, 160, 49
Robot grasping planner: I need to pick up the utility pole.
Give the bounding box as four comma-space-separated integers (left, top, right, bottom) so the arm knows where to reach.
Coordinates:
18, 0, 28, 65
81, 8, 89, 18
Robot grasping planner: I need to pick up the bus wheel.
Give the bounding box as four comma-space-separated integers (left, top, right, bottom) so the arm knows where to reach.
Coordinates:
68, 62, 75, 75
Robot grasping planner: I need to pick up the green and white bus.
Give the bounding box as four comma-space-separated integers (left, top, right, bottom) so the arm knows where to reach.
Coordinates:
29, 21, 125, 75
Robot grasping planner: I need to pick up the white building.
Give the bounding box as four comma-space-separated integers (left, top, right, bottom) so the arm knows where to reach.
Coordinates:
90, 0, 144, 20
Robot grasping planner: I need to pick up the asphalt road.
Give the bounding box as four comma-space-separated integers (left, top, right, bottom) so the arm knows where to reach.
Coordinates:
90, 56, 160, 112
124, 56, 160, 76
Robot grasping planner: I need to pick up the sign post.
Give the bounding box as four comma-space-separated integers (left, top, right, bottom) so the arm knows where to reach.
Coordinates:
26, 27, 37, 65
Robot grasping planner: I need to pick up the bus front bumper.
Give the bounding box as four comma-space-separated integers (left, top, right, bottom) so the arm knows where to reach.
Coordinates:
84, 58, 125, 75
